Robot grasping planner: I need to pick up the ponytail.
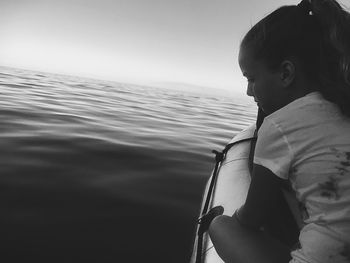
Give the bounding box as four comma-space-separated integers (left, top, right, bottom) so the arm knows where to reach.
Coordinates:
311, 0, 350, 116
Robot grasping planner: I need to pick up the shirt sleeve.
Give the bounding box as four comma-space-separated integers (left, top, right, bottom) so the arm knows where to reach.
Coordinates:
253, 118, 293, 180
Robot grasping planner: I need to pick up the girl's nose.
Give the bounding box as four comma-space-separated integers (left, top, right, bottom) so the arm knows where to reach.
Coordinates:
246, 83, 254, 97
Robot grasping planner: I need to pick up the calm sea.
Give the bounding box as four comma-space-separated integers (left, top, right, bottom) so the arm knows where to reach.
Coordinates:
0, 66, 256, 263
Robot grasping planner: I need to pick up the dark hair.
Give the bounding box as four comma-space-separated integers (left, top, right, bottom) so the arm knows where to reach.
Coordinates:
241, 0, 350, 116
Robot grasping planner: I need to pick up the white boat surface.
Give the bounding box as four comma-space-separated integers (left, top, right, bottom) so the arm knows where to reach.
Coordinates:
190, 123, 299, 263
190, 124, 256, 263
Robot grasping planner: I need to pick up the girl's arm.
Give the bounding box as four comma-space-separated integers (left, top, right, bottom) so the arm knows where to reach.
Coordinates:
236, 163, 286, 229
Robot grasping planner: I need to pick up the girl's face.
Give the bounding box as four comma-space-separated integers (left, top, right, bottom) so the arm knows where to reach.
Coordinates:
238, 46, 286, 115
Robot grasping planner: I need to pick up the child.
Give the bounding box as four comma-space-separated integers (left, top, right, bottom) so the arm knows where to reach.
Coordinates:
208, 0, 350, 262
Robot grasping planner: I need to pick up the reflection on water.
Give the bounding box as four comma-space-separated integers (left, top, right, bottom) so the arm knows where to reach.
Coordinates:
0, 66, 256, 262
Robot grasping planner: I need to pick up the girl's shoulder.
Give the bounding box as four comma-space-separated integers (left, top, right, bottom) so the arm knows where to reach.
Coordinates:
258, 91, 350, 157
265, 92, 348, 132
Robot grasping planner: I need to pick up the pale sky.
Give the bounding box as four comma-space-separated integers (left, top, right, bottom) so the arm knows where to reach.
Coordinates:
1, 0, 342, 95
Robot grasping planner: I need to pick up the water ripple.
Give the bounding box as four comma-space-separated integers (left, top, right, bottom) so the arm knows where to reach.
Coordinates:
0, 66, 256, 262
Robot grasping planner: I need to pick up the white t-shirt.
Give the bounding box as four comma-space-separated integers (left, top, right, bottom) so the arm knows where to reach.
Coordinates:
254, 92, 350, 263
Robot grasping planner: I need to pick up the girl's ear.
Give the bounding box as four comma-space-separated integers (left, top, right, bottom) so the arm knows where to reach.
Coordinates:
279, 60, 295, 87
